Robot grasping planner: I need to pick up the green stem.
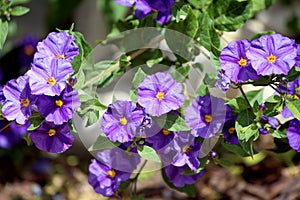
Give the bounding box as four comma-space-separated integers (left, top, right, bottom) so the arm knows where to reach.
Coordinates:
239, 85, 254, 113
132, 160, 148, 195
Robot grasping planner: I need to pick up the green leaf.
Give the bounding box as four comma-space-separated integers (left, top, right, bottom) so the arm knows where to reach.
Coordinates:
137, 145, 161, 163
11, 0, 31, 5
227, 96, 249, 113
88, 134, 120, 151
0, 20, 8, 49
71, 31, 93, 73
287, 99, 300, 120
286, 66, 300, 81
199, 13, 220, 52
222, 142, 253, 157
196, 84, 209, 96
271, 129, 287, 139
28, 115, 44, 131
146, 50, 163, 68
162, 168, 196, 197
131, 195, 144, 200
73, 68, 85, 90
155, 113, 190, 132
246, 89, 264, 106
10, 6, 30, 16
132, 67, 147, 88
170, 65, 190, 82
203, 72, 218, 87
217, 159, 234, 167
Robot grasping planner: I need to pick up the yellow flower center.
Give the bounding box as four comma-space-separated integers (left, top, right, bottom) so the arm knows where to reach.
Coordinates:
228, 127, 236, 134
183, 145, 192, 153
55, 100, 64, 107
156, 92, 165, 101
48, 77, 57, 86
48, 129, 56, 137
204, 114, 212, 123
162, 129, 171, 135
24, 45, 35, 57
107, 170, 116, 178
294, 94, 299, 100
119, 117, 128, 125
267, 54, 277, 63
20, 98, 30, 107
238, 58, 247, 67
56, 53, 65, 59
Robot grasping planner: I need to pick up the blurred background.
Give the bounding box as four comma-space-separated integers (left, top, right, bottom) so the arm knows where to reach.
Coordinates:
1, 0, 300, 199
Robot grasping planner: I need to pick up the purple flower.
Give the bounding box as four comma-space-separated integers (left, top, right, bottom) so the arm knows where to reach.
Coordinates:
102, 100, 145, 143
222, 116, 239, 145
137, 72, 185, 117
88, 149, 140, 196
215, 71, 231, 92
220, 40, 259, 83
30, 121, 74, 153
277, 77, 300, 118
185, 94, 230, 138
27, 59, 74, 96
2, 76, 37, 124
36, 86, 80, 125
246, 34, 297, 76
164, 164, 204, 188
258, 128, 269, 135
0, 85, 4, 103
145, 125, 175, 150
0, 120, 30, 149
34, 32, 79, 63
286, 119, 300, 152
295, 43, 300, 66
17, 34, 39, 69
116, 0, 175, 24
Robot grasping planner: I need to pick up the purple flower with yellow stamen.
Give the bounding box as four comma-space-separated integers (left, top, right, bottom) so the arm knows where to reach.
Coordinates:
137, 72, 185, 117
286, 119, 300, 152
28, 58, 74, 96
102, 100, 145, 143
88, 148, 140, 196
185, 94, 231, 138
222, 116, 239, 145
164, 164, 204, 188
246, 34, 297, 76
30, 121, 74, 153
115, 0, 175, 24
220, 40, 259, 83
2, 76, 37, 124
36, 85, 80, 125
34, 32, 79, 63
17, 34, 39, 69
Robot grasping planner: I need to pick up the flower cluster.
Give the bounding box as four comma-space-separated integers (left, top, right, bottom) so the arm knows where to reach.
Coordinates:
1, 32, 80, 153
219, 34, 298, 84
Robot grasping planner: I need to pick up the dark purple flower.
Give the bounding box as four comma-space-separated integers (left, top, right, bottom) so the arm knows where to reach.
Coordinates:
137, 72, 185, 117
30, 121, 74, 153
295, 43, 300, 66
2, 76, 37, 124
116, 0, 175, 24
34, 32, 79, 63
0, 85, 4, 103
146, 127, 175, 150
220, 40, 259, 83
262, 115, 279, 129
185, 94, 230, 138
286, 119, 300, 152
222, 116, 239, 145
88, 148, 140, 196
28, 59, 74, 96
164, 164, 204, 188
17, 34, 39, 69
215, 71, 231, 92
0, 120, 30, 149
246, 34, 297, 76
258, 128, 269, 135
102, 100, 145, 143
36, 86, 80, 125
